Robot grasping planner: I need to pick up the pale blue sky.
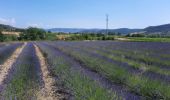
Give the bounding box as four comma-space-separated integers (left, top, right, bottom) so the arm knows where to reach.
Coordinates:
0, 0, 170, 29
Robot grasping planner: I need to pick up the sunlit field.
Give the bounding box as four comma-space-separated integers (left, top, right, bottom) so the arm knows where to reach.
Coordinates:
0, 41, 169, 100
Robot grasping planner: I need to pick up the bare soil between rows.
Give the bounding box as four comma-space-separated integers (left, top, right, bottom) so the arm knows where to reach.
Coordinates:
34, 44, 70, 100
0, 43, 26, 93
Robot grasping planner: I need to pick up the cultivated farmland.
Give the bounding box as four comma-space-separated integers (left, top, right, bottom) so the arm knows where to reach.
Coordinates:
0, 41, 170, 100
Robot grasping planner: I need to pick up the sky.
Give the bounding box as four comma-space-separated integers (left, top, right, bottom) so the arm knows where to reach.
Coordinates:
0, 0, 170, 29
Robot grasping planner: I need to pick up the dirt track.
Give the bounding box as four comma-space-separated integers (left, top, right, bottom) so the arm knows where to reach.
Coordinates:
34, 44, 61, 100
0, 43, 26, 92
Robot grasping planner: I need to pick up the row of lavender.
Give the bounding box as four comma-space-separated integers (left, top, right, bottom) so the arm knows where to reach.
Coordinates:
0, 43, 42, 99
56, 41, 170, 79
43, 41, 170, 99
0, 43, 22, 64
1, 41, 170, 99
1, 42, 121, 100
36, 42, 122, 100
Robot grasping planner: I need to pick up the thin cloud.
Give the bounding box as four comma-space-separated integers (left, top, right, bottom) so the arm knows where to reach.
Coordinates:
27, 23, 55, 28
0, 18, 16, 25
27, 23, 43, 28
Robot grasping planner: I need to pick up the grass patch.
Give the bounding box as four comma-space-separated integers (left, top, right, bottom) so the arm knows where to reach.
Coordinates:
127, 37, 170, 42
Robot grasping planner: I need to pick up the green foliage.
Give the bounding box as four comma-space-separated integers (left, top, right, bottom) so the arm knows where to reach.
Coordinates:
45, 32, 57, 40
0, 31, 18, 42
19, 27, 57, 41
64, 33, 114, 40
127, 34, 145, 37
0, 31, 5, 42
19, 27, 46, 40
127, 37, 170, 42
4, 35, 18, 41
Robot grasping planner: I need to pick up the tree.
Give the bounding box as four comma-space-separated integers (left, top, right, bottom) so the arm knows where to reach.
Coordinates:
48, 31, 51, 33
131, 34, 145, 37
0, 31, 4, 42
46, 32, 56, 40
3, 35, 18, 41
20, 27, 46, 40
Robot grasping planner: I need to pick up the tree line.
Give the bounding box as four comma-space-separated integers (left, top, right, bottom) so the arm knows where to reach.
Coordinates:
61, 33, 115, 40
0, 27, 56, 42
0, 27, 116, 42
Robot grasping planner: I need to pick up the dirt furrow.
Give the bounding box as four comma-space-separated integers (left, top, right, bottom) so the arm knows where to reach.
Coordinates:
0, 42, 26, 92
34, 44, 62, 100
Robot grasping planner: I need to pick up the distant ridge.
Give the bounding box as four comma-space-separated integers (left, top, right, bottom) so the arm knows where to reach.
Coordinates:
47, 28, 142, 34
144, 24, 170, 32
0, 24, 16, 31
48, 23, 170, 35
99, 28, 142, 34
1, 23, 170, 35
0, 24, 24, 32
48, 28, 87, 33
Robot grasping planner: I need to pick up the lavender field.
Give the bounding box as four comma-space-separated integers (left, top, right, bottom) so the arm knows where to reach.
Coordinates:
0, 41, 170, 100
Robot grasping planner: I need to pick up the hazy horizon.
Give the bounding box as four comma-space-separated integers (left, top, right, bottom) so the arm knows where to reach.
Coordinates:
0, 0, 170, 29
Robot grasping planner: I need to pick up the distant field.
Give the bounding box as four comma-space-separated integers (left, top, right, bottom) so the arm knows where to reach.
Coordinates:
126, 37, 170, 42
1, 31, 21, 37
0, 41, 170, 100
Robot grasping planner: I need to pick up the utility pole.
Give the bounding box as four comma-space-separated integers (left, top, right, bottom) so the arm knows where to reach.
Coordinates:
106, 14, 109, 35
